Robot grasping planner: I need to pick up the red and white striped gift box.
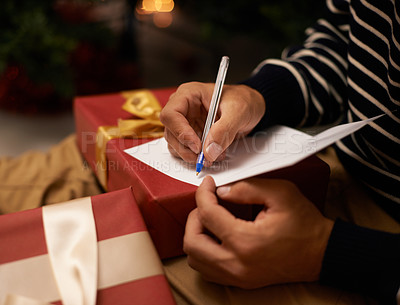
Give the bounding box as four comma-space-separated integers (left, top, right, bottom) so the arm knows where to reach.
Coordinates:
0, 188, 176, 305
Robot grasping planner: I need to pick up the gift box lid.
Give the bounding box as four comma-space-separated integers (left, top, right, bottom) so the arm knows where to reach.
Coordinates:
0, 188, 176, 305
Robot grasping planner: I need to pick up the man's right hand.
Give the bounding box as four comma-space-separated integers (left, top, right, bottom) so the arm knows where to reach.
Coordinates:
159, 82, 266, 164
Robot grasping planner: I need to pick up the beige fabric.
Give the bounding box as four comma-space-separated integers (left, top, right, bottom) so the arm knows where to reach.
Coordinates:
1, 138, 399, 304
163, 147, 400, 305
0, 134, 102, 214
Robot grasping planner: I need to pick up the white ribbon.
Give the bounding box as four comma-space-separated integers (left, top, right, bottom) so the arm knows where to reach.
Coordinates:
42, 197, 98, 305
0, 197, 165, 305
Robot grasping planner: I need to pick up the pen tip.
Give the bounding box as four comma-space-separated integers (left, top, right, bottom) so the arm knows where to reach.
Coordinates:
196, 172, 199, 176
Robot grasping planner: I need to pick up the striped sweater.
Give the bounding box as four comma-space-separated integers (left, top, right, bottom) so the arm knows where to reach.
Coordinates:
242, 0, 400, 303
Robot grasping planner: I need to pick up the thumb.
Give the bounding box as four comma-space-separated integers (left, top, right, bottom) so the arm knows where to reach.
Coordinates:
216, 179, 300, 208
203, 116, 240, 162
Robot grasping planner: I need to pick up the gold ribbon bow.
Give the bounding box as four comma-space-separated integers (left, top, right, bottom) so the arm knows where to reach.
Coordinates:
96, 90, 164, 189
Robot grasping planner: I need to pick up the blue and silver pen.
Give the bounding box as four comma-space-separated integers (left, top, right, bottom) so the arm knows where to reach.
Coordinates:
196, 56, 230, 176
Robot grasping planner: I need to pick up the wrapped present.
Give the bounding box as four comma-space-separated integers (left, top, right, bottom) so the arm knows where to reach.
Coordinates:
0, 188, 176, 305
107, 141, 330, 258
74, 88, 175, 189
74, 89, 330, 259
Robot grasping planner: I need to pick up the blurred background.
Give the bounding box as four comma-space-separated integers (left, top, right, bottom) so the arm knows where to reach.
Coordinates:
0, 0, 325, 157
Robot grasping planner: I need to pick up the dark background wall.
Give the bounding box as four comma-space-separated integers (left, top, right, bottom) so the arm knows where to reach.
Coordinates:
0, 0, 326, 114
0, 0, 326, 156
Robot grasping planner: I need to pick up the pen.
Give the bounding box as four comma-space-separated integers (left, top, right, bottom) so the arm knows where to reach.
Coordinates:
196, 56, 230, 176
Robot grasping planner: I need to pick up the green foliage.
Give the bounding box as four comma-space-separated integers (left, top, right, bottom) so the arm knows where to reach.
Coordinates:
0, 0, 115, 98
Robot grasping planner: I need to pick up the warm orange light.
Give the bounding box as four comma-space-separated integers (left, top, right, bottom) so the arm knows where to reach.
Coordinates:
137, 0, 174, 13
153, 12, 173, 28
142, 0, 156, 11
136, 0, 152, 15
135, 0, 174, 27
155, 0, 174, 12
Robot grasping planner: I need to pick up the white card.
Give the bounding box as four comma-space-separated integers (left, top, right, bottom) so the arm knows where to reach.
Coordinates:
124, 116, 381, 187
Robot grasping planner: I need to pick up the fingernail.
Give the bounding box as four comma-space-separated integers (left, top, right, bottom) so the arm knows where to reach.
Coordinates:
206, 142, 223, 161
217, 186, 231, 197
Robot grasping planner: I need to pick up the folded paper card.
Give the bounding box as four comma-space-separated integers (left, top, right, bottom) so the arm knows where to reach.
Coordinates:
124, 116, 382, 186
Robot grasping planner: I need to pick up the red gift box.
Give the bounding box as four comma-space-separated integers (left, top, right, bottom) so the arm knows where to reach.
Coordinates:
0, 188, 176, 305
74, 89, 330, 259
107, 141, 330, 258
74, 88, 175, 189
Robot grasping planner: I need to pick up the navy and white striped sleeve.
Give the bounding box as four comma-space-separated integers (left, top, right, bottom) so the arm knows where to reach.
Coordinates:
242, 0, 350, 129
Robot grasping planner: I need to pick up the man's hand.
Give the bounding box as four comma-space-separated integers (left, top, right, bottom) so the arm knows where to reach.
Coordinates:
159, 82, 265, 165
183, 176, 334, 289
